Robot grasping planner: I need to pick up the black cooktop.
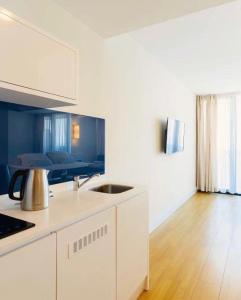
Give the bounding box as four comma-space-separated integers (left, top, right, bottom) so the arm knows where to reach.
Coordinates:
0, 213, 35, 239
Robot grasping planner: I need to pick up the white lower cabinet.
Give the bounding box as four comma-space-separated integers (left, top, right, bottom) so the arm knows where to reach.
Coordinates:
0, 234, 56, 300
117, 193, 149, 300
57, 207, 116, 300
0, 192, 149, 300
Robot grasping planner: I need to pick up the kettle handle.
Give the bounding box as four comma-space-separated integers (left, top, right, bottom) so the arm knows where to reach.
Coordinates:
8, 169, 28, 201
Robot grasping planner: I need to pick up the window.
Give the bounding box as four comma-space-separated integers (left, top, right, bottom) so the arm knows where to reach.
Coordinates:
43, 113, 71, 153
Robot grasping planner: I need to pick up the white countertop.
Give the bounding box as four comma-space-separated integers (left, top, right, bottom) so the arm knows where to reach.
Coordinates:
0, 181, 146, 256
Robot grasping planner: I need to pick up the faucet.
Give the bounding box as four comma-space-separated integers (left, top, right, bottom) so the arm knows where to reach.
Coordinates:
73, 173, 101, 191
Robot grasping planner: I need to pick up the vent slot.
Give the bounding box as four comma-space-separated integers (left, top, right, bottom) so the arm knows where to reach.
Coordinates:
68, 224, 108, 258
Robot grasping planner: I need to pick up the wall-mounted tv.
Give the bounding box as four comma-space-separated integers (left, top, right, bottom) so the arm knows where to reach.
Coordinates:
0, 101, 105, 195
165, 118, 185, 154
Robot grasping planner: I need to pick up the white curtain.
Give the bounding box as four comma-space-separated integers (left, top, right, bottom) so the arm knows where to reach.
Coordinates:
197, 93, 241, 194
197, 95, 218, 192
43, 113, 71, 153
216, 94, 241, 194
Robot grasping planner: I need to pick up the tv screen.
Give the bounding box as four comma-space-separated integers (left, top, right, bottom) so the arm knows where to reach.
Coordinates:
165, 118, 185, 154
0, 101, 105, 195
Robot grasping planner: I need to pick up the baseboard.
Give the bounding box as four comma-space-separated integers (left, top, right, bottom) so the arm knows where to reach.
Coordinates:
128, 277, 147, 300
149, 188, 197, 233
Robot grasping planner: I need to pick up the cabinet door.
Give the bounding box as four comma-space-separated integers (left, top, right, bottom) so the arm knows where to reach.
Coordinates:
117, 193, 149, 300
0, 10, 77, 100
0, 234, 56, 300
57, 208, 116, 300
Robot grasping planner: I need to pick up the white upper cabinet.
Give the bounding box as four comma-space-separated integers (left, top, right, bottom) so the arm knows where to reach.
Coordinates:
0, 8, 78, 107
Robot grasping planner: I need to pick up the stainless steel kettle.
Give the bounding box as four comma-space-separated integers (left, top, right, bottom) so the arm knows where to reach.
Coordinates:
8, 169, 49, 211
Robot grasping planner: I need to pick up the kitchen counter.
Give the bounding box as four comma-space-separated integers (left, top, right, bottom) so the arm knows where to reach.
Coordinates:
0, 181, 146, 256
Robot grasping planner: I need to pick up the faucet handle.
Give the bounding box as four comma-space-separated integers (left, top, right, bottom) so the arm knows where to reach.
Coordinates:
73, 176, 80, 182
73, 176, 80, 191
73, 175, 88, 181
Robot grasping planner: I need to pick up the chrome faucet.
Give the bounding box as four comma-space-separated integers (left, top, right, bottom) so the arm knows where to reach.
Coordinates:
73, 173, 101, 191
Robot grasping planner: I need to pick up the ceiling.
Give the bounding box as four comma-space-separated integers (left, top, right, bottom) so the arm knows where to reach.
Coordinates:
54, 0, 234, 37
131, 0, 241, 94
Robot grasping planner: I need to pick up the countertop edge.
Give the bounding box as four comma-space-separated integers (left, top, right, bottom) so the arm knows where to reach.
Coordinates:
0, 184, 147, 256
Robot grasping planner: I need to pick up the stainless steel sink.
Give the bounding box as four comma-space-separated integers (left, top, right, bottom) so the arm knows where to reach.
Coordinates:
90, 184, 133, 194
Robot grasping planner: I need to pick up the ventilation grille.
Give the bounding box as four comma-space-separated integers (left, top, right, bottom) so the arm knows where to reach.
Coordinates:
68, 224, 108, 258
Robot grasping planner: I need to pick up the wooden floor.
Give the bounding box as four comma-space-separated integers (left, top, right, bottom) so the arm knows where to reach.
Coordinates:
139, 192, 241, 300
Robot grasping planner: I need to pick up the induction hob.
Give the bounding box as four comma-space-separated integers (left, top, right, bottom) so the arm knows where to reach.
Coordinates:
0, 213, 35, 239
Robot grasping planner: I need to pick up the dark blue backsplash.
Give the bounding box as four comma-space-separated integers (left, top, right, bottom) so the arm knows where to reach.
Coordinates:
0, 101, 105, 195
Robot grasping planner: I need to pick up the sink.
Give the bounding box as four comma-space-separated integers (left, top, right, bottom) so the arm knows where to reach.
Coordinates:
90, 184, 133, 194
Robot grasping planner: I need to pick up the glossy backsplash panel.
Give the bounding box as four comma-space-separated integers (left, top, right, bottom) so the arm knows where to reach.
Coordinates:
0, 101, 105, 195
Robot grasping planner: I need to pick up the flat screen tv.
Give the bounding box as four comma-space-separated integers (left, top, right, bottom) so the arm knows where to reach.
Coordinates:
165, 118, 185, 154
0, 101, 105, 195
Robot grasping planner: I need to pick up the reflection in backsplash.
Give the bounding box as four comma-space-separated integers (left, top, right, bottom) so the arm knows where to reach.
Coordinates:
0, 101, 105, 195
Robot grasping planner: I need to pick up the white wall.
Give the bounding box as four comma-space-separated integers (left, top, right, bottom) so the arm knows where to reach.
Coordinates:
101, 35, 196, 231
0, 0, 196, 231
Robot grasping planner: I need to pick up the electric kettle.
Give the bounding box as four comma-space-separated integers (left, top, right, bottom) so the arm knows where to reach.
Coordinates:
8, 168, 49, 211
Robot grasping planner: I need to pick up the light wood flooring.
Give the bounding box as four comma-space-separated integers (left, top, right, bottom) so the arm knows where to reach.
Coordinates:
139, 192, 241, 300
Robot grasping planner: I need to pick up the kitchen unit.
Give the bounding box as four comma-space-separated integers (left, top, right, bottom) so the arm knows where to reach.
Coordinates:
0, 7, 78, 108
0, 6, 148, 300
0, 183, 149, 300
